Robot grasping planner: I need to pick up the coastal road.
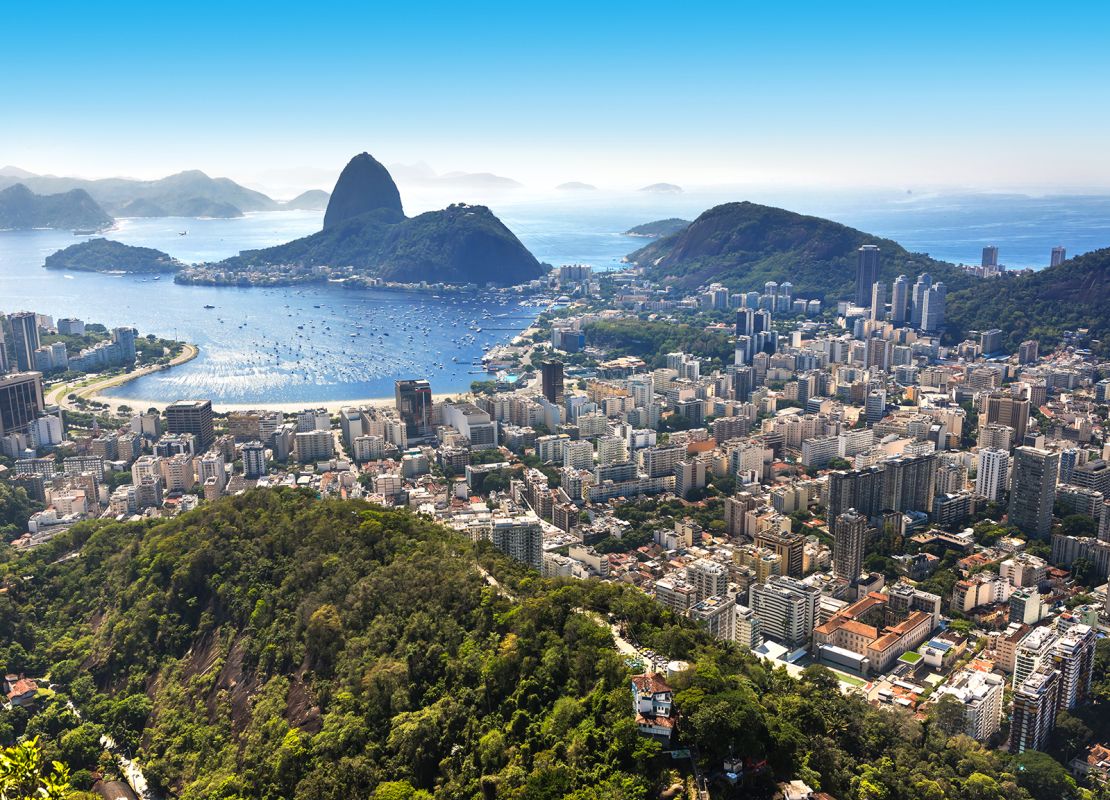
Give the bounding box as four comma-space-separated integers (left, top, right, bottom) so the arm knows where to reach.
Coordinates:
45, 343, 198, 415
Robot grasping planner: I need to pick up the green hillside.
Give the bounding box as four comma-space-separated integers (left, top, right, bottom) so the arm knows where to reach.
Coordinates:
946, 247, 1110, 354
629, 201, 974, 303
0, 489, 1060, 799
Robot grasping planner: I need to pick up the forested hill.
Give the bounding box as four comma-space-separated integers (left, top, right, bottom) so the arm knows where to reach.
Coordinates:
946, 247, 1110, 354
0, 489, 1070, 799
628, 201, 975, 303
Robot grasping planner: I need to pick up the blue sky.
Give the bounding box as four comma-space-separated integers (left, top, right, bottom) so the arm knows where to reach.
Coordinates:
3, 1, 1109, 191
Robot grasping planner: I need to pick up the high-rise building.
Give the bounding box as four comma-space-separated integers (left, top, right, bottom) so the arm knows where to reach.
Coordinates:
882, 453, 937, 515
855, 245, 880, 307
541, 361, 564, 405
1010, 669, 1059, 753
1051, 246, 1067, 266
489, 515, 543, 569
1018, 340, 1039, 364
165, 400, 215, 451
981, 393, 1030, 445
755, 528, 806, 578
979, 423, 1014, 452
921, 282, 946, 332
1008, 447, 1059, 538
395, 379, 433, 440
976, 448, 1010, 503
982, 246, 999, 268
979, 329, 1003, 355
890, 274, 909, 324
935, 669, 1005, 742
241, 441, 268, 478
832, 508, 868, 581
732, 366, 753, 402
748, 575, 821, 649
735, 308, 754, 337
865, 389, 887, 423
1050, 624, 1096, 711
869, 281, 887, 321
826, 466, 885, 524
7, 312, 40, 373
0, 371, 45, 438
911, 273, 932, 327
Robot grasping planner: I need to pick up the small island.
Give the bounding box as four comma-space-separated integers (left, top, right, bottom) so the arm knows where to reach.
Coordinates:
638, 182, 683, 194
44, 238, 184, 274
623, 218, 691, 238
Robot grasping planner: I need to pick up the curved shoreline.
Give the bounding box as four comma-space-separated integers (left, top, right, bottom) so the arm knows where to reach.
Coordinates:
46, 343, 200, 414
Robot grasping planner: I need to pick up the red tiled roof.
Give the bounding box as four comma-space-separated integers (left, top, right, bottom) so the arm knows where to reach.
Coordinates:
631, 673, 673, 695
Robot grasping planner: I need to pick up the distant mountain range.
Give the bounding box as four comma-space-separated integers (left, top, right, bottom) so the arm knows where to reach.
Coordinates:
0, 167, 276, 218
387, 161, 523, 190
44, 237, 183, 273
0, 183, 113, 230
209, 152, 545, 286
624, 218, 690, 238
283, 190, 331, 210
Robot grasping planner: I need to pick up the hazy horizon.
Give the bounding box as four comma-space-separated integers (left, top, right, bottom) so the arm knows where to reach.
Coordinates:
4, 3, 1110, 195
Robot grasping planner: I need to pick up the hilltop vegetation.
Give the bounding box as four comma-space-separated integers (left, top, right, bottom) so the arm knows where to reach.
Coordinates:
623, 218, 690, 238
43, 238, 183, 273
946, 247, 1110, 354
0, 488, 1078, 800
629, 201, 974, 304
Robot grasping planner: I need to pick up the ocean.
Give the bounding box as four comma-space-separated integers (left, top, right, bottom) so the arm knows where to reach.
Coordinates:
1, 189, 1108, 406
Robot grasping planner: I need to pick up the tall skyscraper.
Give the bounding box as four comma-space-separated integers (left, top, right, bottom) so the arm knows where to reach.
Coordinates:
833, 508, 868, 581
241, 441, 268, 478
541, 361, 564, 405
732, 366, 753, 402
395, 379, 433, 440
735, 308, 754, 337
869, 281, 887, 321
982, 246, 999, 268
890, 274, 909, 324
881, 453, 937, 515
1008, 447, 1059, 538
921, 282, 946, 332
856, 245, 880, 307
165, 399, 215, 451
0, 371, 45, 438
826, 466, 885, 524
1051, 246, 1067, 266
8, 312, 40, 373
976, 448, 1010, 503
1010, 669, 1060, 754
911, 273, 932, 327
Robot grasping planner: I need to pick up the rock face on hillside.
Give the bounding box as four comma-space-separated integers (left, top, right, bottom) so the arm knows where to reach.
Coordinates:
322, 153, 404, 229
628, 201, 971, 303
0, 183, 113, 230
205, 153, 545, 286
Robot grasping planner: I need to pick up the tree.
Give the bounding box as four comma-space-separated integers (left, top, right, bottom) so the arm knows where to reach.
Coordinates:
1012, 750, 1078, 800
929, 693, 967, 738
0, 738, 70, 800
1062, 515, 1097, 538
306, 604, 344, 672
